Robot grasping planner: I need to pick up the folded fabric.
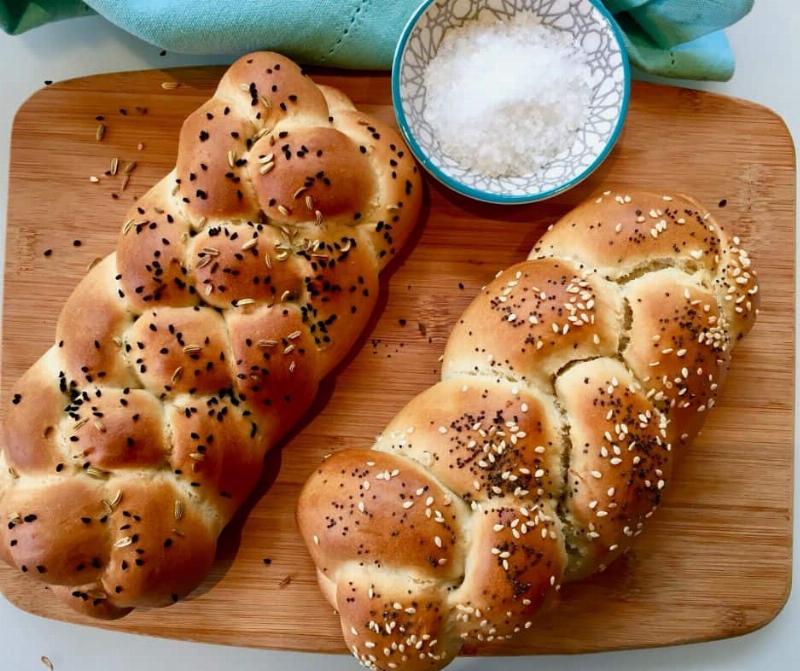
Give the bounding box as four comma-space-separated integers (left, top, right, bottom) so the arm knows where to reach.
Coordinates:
0, 0, 754, 81
611, 0, 754, 80
0, 0, 91, 33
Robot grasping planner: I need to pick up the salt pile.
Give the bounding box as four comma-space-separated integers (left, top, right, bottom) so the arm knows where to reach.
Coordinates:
423, 13, 592, 178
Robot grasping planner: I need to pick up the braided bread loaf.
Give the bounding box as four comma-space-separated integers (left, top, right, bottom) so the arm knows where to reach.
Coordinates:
297, 191, 758, 671
0, 52, 421, 618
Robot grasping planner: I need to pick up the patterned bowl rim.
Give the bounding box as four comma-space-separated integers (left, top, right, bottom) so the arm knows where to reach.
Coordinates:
391, 0, 631, 205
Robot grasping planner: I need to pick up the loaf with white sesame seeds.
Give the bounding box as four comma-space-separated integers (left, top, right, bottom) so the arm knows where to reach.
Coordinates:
0, 51, 421, 618
297, 190, 758, 671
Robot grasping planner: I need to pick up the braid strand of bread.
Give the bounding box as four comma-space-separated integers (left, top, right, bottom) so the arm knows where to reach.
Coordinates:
297, 190, 758, 671
0, 52, 421, 618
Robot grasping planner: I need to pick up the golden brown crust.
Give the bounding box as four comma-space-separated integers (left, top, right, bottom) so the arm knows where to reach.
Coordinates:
374, 377, 563, 503
226, 303, 319, 425
298, 189, 757, 671
531, 190, 720, 277
531, 190, 759, 339
56, 256, 137, 388
336, 568, 457, 671
0, 51, 421, 617
116, 191, 196, 310
125, 306, 232, 396
556, 358, 673, 579
442, 258, 623, 388
454, 498, 565, 644
2, 351, 65, 475
2, 479, 110, 586
297, 449, 467, 583
328, 107, 422, 267
250, 126, 377, 226
622, 268, 730, 445
67, 388, 168, 471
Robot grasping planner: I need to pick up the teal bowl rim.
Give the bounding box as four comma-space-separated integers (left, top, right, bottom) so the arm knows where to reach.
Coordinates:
391, 0, 632, 205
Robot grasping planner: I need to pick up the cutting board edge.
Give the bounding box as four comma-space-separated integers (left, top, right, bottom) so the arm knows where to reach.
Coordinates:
0, 568, 793, 656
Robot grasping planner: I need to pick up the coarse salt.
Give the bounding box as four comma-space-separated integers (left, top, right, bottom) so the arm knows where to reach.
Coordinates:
423, 13, 592, 178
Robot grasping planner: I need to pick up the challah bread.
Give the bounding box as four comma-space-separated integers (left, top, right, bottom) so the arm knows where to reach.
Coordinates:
297, 191, 758, 670
0, 51, 421, 618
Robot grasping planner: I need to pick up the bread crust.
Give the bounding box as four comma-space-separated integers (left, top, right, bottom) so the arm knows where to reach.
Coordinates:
298, 189, 758, 670
0, 51, 422, 616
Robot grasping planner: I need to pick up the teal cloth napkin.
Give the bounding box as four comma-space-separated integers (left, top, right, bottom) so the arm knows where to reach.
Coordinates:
0, 0, 753, 81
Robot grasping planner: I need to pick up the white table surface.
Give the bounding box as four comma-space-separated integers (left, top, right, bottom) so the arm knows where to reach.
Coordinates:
0, 3, 797, 670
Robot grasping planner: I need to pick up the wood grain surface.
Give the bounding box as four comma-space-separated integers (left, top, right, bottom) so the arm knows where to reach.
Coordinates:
0, 67, 794, 656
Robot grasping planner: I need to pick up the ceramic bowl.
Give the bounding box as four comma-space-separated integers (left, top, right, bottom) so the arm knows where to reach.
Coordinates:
392, 0, 630, 204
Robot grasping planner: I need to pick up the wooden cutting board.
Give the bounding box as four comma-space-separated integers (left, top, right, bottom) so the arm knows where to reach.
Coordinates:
0, 67, 794, 656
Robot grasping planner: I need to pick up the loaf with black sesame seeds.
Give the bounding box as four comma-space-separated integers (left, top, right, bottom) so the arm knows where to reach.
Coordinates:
0, 51, 421, 618
297, 190, 758, 671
